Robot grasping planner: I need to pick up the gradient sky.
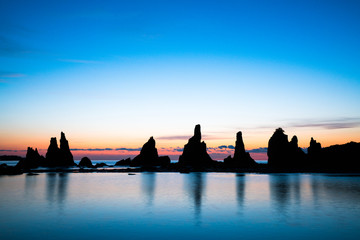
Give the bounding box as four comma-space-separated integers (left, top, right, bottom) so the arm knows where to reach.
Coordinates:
1, 0, 360, 160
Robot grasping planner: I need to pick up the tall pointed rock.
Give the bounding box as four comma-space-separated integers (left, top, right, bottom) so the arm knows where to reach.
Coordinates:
224, 131, 257, 167
178, 124, 214, 166
60, 132, 74, 166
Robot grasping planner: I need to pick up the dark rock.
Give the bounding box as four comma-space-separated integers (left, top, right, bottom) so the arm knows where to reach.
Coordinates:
178, 124, 214, 167
0, 155, 25, 161
131, 137, 170, 166
60, 132, 74, 166
46, 132, 76, 167
224, 131, 257, 167
267, 128, 305, 168
311, 141, 360, 170
94, 163, 108, 168
115, 158, 132, 166
0, 164, 23, 175
16, 147, 45, 169
158, 156, 171, 166
79, 157, 93, 168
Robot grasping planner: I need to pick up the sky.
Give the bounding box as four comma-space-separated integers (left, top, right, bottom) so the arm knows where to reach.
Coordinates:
1, 0, 360, 160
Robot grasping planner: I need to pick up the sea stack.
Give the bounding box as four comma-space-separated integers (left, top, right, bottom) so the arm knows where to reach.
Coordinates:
16, 147, 44, 169
224, 131, 257, 167
46, 132, 75, 167
178, 124, 214, 166
60, 132, 74, 166
131, 137, 170, 166
267, 128, 305, 168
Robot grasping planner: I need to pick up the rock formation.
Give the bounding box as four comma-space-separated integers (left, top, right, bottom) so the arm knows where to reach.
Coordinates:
115, 158, 132, 166
79, 157, 93, 168
307, 140, 360, 170
224, 131, 257, 167
60, 132, 74, 166
131, 137, 170, 166
267, 128, 305, 168
46, 132, 75, 167
178, 124, 214, 166
307, 137, 322, 167
16, 147, 45, 169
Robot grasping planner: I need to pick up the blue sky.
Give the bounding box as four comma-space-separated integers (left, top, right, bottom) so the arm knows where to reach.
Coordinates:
1, 0, 360, 157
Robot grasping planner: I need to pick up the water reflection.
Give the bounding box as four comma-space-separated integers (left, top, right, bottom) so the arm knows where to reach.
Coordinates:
269, 174, 302, 216
183, 173, 206, 222
141, 173, 156, 206
235, 174, 246, 209
25, 174, 37, 197
270, 175, 290, 214
46, 173, 69, 208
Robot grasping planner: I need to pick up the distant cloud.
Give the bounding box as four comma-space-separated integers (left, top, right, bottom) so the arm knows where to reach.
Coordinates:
290, 118, 360, 130
58, 59, 101, 64
115, 148, 141, 151
71, 148, 113, 151
70, 147, 141, 152
157, 135, 191, 140
218, 145, 235, 150
0, 149, 27, 152
247, 147, 268, 153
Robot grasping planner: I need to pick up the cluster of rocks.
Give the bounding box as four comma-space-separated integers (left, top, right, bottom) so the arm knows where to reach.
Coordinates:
267, 128, 360, 171
17, 132, 75, 169
4, 125, 359, 174
267, 128, 306, 168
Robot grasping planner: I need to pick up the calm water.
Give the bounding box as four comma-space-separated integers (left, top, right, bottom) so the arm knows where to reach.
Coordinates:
1, 173, 360, 240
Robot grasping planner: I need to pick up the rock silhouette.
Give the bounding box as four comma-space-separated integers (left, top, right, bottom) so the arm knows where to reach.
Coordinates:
307, 137, 322, 167
307, 140, 360, 171
79, 157, 93, 168
224, 131, 257, 167
115, 158, 132, 166
46, 132, 75, 167
60, 132, 74, 166
267, 128, 305, 168
16, 147, 45, 169
131, 137, 170, 166
178, 124, 214, 166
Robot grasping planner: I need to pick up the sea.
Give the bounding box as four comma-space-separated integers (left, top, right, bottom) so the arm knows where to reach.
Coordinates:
1, 171, 360, 240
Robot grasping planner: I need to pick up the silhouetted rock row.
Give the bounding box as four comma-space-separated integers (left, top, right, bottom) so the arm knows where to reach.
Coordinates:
267, 128, 305, 168
307, 139, 360, 170
131, 137, 170, 166
46, 132, 76, 167
224, 131, 257, 167
16, 147, 45, 169
115, 158, 132, 166
79, 157, 93, 168
178, 124, 214, 166
95, 163, 108, 168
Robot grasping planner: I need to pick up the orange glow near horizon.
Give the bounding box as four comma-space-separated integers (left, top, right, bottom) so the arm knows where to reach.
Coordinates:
1, 127, 359, 161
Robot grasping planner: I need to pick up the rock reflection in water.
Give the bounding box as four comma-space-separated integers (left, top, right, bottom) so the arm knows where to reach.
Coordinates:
236, 174, 246, 209
141, 172, 156, 206
183, 173, 206, 222
46, 173, 68, 208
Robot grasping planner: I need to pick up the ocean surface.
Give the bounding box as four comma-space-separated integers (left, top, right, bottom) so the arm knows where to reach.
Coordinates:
1, 172, 360, 240
0, 159, 268, 167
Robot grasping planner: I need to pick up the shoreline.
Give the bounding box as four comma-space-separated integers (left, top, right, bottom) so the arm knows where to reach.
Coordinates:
2, 163, 360, 175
